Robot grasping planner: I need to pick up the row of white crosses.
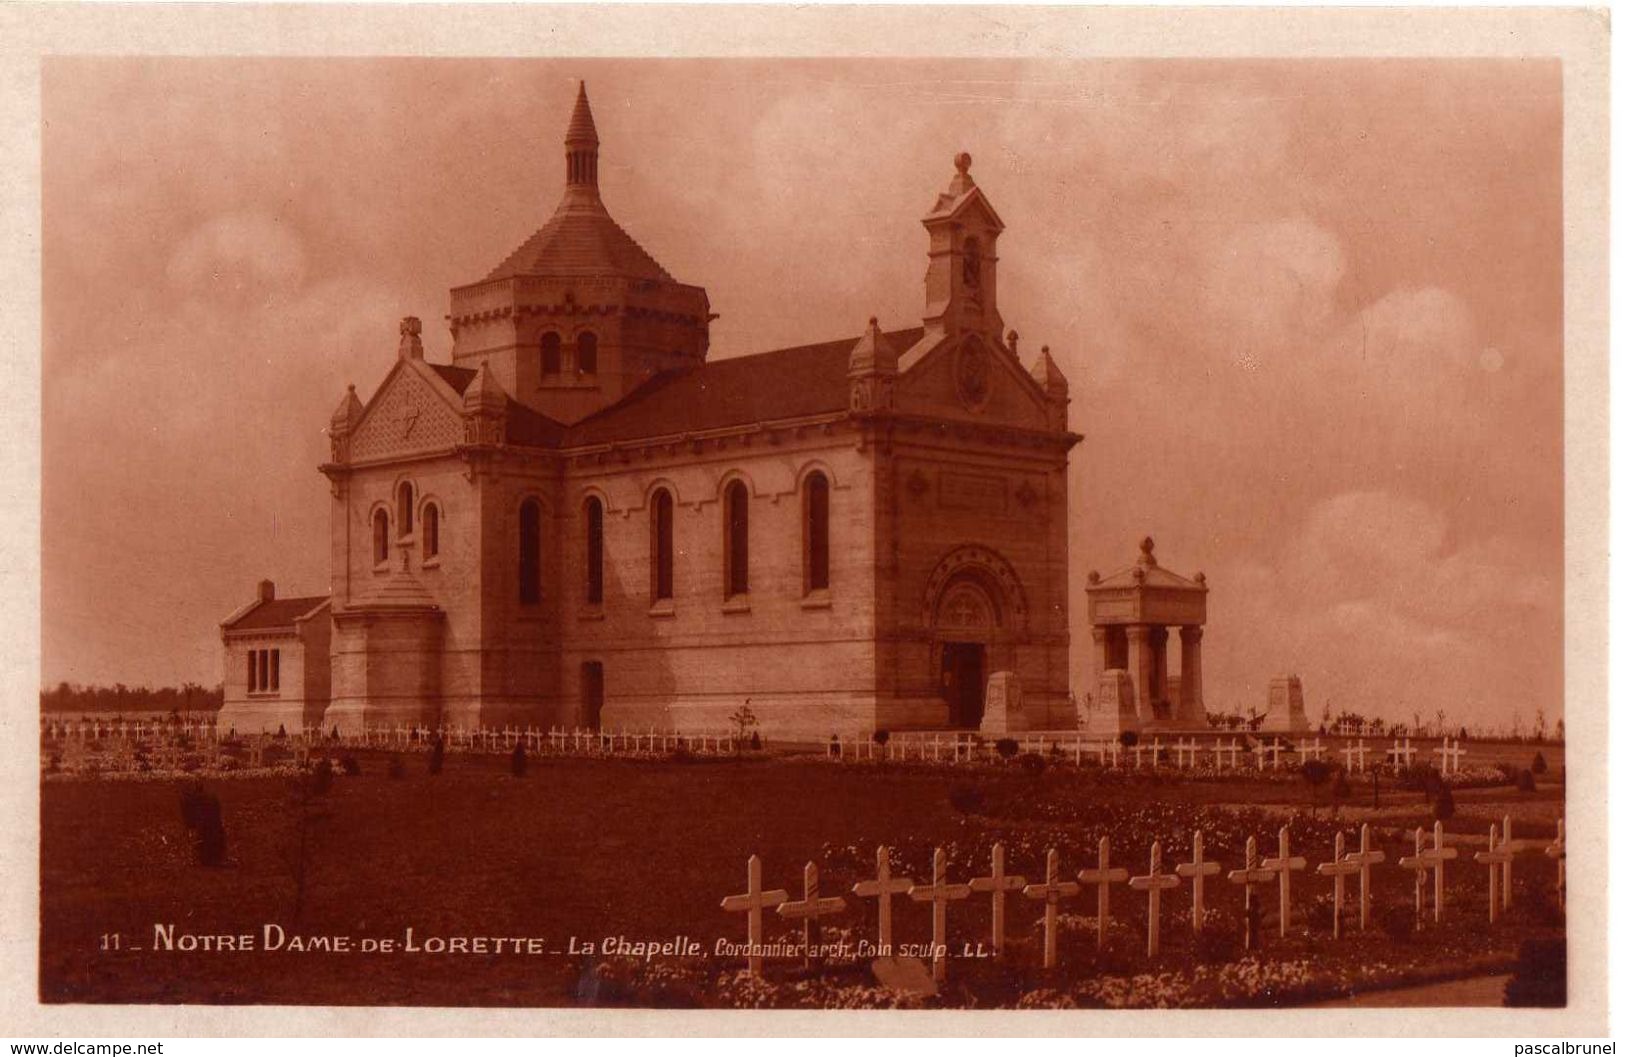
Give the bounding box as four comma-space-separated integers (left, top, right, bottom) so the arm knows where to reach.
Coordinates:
723, 818, 1567, 979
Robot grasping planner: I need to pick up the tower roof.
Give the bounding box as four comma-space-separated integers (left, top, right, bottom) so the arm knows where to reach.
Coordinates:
565, 81, 599, 147
480, 82, 674, 284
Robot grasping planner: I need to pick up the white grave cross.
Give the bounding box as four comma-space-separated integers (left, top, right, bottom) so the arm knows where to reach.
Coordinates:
1473, 824, 1513, 924
1261, 827, 1307, 937
1175, 831, 1221, 933
908, 847, 971, 982
1129, 841, 1181, 957
1340, 823, 1386, 931
1227, 836, 1275, 950
1022, 847, 1080, 969
1076, 836, 1129, 952
1341, 740, 1370, 773
1316, 831, 1360, 939
720, 855, 789, 976
777, 861, 847, 966
968, 842, 1026, 959
851, 845, 914, 957
1545, 818, 1566, 912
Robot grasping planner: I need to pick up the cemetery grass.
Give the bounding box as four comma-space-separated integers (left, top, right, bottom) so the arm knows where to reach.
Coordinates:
40, 753, 1564, 1008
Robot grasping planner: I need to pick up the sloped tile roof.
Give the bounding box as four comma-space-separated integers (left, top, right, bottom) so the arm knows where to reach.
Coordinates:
563, 327, 925, 446
225, 597, 330, 631
483, 200, 674, 283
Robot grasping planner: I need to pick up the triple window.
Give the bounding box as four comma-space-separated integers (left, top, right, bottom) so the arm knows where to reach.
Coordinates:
539, 331, 598, 376
246, 648, 280, 694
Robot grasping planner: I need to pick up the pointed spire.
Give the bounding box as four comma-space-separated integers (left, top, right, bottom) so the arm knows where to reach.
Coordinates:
1029, 344, 1068, 397
463, 360, 509, 415
849, 316, 898, 376
329, 384, 363, 433
563, 81, 601, 197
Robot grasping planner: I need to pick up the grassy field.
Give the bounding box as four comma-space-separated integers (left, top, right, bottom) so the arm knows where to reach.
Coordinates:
39, 752, 1565, 1007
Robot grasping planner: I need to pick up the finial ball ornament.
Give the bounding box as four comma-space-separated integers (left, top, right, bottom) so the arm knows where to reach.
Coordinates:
955, 152, 972, 175
400, 316, 422, 337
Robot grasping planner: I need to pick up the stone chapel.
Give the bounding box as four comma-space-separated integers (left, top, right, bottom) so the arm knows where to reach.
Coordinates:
219, 83, 1080, 737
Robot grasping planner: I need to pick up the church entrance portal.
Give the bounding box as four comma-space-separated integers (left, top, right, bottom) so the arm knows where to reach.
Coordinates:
581, 661, 604, 730
940, 642, 986, 728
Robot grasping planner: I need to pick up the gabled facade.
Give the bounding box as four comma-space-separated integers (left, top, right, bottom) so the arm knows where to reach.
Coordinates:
225, 84, 1082, 738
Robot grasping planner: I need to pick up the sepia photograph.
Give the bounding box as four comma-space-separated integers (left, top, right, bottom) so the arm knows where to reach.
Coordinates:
3, 3, 1611, 1040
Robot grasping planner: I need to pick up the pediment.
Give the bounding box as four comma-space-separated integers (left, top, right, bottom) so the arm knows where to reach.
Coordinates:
349, 362, 465, 463
895, 333, 1048, 430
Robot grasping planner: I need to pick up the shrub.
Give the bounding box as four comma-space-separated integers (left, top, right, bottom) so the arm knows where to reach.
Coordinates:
1119, 730, 1140, 748
1432, 785, 1455, 821
1517, 768, 1537, 793
1497, 761, 1522, 785
340, 754, 361, 777
1018, 752, 1047, 775
311, 757, 334, 794
1504, 937, 1566, 1007
275, 724, 287, 739
387, 754, 405, 780
947, 783, 987, 815
1398, 764, 1444, 795
749, 731, 762, 751
1377, 903, 1414, 943
1532, 752, 1549, 775
178, 783, 227, 867
872, 729, 891, 746
428, 737, 445, 776
994, 738, 1019, 759
511, 741, 528, 778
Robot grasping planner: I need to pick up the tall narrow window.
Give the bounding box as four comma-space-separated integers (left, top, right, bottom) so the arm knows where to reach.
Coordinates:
270, 649, 280, 692
577, 332, 598, 375
651, 489, 673, 602
519, 498, 542, 605
247, 651, 257, 692
422, 503, 440, 560
724, 480, 749, 598
804, 472, 830, 592
397, 482, 415, 536
541, 332, 561, 374
372, 510, 389, 564
584, 497, 604, 605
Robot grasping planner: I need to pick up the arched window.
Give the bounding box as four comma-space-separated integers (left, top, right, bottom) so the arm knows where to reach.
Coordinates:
963, 236, 982, 288
584, 497, 604, 605
397, 481, 414, 536
577, 331, 598, 375
519, 498, 542, 605
724, 480, 749, 598
650, 488, 673, 602
804, 472, 830, 592
372, 509, 389, 565
541, 332, 561, 374
422, 503, 440, 561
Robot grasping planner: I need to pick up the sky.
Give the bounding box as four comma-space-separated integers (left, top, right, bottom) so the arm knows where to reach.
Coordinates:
41, 57, 1564, 730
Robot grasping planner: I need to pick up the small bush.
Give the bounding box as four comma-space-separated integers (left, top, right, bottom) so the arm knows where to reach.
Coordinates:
387, 754, 405, 780
340, 754, 361, 777
947, 783, 987, 815
749, 731, 762, 751
178, 783, 227, 867
1119, 730, 1140, 748
995, 738, 1019, 759
1432, 785, 1456, 821
1018, 752, 1047, 775
1517, 768, 1537, 793
872, 729, 891, 746
1504, 937, 1566, 1007
1532, 752, 1549, 775
511, 741, 528, 778
311, 758, 334, 794
1377, 903, 1415, 943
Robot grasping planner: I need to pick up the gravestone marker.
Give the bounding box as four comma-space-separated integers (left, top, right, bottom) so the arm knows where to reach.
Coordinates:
720, 854, 789, 976
908, 847, 971, 982
979, 671, 1026, 735
1022, 847, 1079, 969
1316, 832, 1360, 939
1175, 831, 1221, 933
1129, 841, 1181, 957
1076, 836, 1129, 952
851, 845, 913, 957
968, 842, 1026, 959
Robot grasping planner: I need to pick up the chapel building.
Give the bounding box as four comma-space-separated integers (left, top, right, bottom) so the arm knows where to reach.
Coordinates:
219, 83, 1081, 738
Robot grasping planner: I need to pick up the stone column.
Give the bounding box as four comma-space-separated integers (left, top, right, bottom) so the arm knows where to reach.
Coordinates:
1150, 626, 1169, 712
1125, 625, 1153, 724
1092, 626, 1109, 677
1179, 626, 1204, 726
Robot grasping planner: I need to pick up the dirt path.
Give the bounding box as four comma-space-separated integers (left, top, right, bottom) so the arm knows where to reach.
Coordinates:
1310, 973, 1512, 1008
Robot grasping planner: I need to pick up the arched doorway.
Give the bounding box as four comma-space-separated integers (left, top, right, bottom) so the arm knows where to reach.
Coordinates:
933, 576, 999, 728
